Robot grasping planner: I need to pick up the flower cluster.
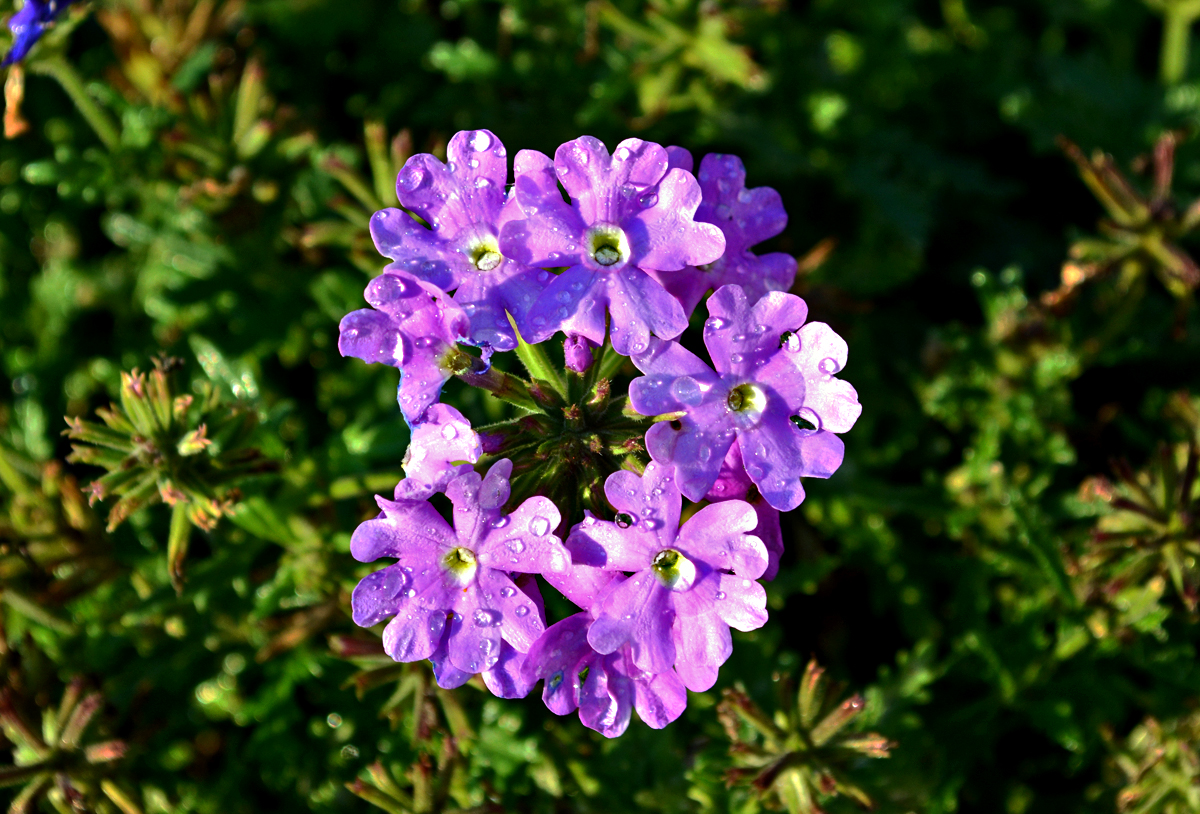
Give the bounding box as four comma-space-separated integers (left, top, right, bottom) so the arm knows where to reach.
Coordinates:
340, 130, 861, 737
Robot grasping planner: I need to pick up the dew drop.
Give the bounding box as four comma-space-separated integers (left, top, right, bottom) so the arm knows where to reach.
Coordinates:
468, 158, 480, 169
615, 512, 634, 529
441, 424, 458, 440
715, 591, 726, 600
474, 176, 491, 188
507, 538, 526, 554
473, 608, 500, 627
706, 317, 727, 331
614, 146, 629, 161
515, 605, 530, 617
638, 192, 659, 208
398, 167, 425, 191
781, 331, 801, 353
529, 516, 551, 536
730, 353, 743, 364
500, 586, 516, 598
471, 130, 492, 151
491, 516, 509, 529
819, 357, 841, 375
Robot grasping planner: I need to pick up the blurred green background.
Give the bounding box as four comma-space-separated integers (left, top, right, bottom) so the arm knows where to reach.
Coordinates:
2, 1, 1200, 812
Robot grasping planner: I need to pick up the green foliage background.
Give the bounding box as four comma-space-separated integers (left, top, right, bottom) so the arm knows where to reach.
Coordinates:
2, 0, 1200, 812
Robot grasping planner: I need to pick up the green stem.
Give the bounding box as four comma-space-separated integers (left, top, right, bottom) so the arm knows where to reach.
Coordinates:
506, 313, 566, 397
27, 57, 120, 152
1156, 0, 1200, 84
167, 503, 191, 594
455, 367, 540, 413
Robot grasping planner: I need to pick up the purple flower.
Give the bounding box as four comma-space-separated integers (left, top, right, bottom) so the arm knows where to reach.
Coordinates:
566, 462, 768, 691
369, 129, 547, 352
350, 460, 569, 676
338, 271, 470, 425
521, 611, 687, 738
394, 403, 481, 500
629, 284, 859, 511
499, 136, 725, 355
3, 0, 73, 66
706, 440, 784, 581
649, 154, 797, 316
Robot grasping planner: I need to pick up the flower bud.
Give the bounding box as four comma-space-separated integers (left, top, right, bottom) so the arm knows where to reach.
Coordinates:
564, 334, 597, 373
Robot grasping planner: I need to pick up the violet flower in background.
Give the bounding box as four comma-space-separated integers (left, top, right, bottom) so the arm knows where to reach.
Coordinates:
630, 284, 859, 511
350, 459, 568, 677
650, 153, 797, 316
499, 136, 725, 355
2, 0, 73, 66
337, 270, 470, 424
567, 462, 768, 691
370, 129, 547, 351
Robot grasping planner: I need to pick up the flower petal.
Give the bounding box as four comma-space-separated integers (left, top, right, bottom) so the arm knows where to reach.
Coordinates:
644, 403, 736, 502
339, 309, 405, 366
481, 643, 535, 699
589, 571, 676, 674
791, 322, 862, 433
605, 267, 688, 355
712, 571, 769, 632
676, 500, 766, 579
631, 667, 688, 730
349, 496, 453, 563
631, 168, 725, 270
523, 265, 608, 346
522, 613, 594, 715
579, 654, 634, 738
477, 495, 568, 574
350, 564, 412, 627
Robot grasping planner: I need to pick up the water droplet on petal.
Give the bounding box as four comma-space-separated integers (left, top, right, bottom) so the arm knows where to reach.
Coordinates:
706, 317, 727, 331
507, 538, 526, 554
473, 608, 499, 627
819, 357, 841, 375
491, 516, 509, 529
639, 191, 658, 208
500, 586, 516, 598
529, 516, 550, 536
441, 424, 458, 440
715, 591, 726, 600
399, 167, 425, 191
515, 605, 530, 617
781, 331, 801, 353
472, 130, 492, 151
